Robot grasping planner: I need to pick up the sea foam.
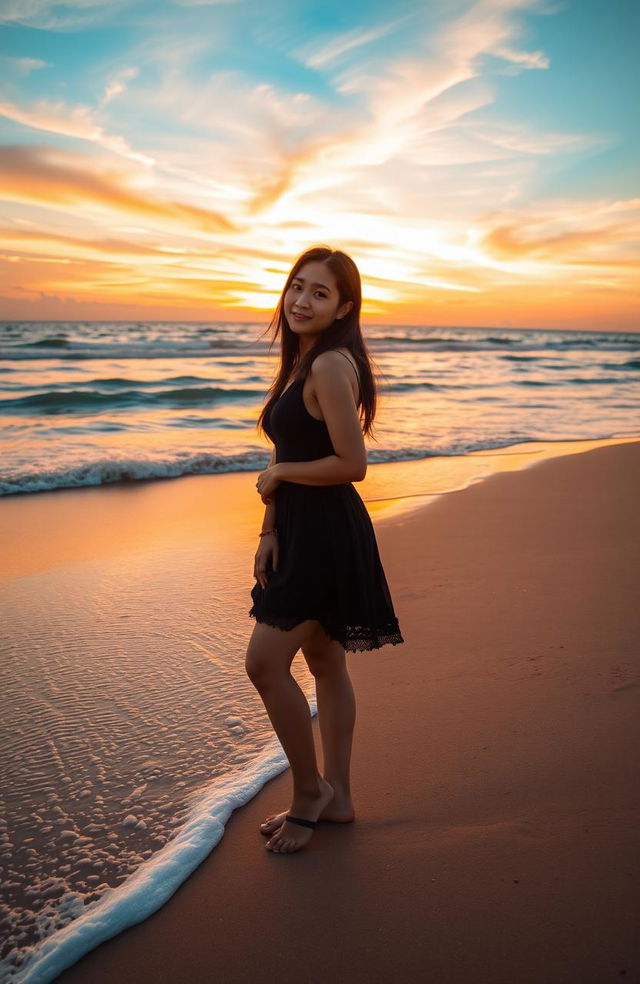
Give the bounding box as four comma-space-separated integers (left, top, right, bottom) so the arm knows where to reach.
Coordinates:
4, 712, 315, 984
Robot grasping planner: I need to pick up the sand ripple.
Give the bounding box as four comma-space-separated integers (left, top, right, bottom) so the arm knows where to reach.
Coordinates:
0, 542, 313, 974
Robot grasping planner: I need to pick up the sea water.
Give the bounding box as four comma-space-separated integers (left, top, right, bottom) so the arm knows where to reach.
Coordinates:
1, 321, 639, 982
1, 321, 639, 496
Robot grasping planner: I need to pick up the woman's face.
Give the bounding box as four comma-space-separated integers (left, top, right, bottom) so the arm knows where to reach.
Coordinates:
283, 260, 352, 339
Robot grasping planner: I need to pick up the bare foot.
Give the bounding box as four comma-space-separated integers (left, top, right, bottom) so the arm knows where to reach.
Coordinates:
260, 785, 355, 837
265, 778, 334, 854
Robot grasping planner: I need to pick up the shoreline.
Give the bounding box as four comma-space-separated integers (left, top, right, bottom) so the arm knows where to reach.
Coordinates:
5, 439, 637, 983
2, 432, 639, 504
2, 435, 637, 582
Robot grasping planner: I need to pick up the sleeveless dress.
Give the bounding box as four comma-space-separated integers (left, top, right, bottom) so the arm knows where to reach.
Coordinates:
248, 352, 404, 653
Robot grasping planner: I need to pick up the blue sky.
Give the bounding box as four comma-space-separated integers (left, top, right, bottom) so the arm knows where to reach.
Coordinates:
0, 0, 638, 327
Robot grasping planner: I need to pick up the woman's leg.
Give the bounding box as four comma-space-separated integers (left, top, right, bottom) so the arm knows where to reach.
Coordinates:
309, 631, 356, 813
245, 619, 334, 853
260, 623, 356, 835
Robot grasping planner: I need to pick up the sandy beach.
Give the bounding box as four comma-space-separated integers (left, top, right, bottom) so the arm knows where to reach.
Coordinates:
42, 440, 640, 984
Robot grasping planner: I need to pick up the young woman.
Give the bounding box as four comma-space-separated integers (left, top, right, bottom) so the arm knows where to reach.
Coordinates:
246, 245, 404, 855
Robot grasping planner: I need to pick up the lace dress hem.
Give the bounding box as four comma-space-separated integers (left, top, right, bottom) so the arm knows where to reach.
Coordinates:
248, 607, 404, 653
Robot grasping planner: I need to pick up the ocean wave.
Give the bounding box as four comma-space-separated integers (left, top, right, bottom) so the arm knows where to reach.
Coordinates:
385, 381, 440, 392
371, 332, 515, 347
609, 358, 640, 370
0, 451, 271, 495
0, 385, 261, 414
517, 376, 625, 387
0, 339, 263, 361
501, 354, 541, 362
0, 445, 467, 495
3, 433, 633, 496
82, 374, 218, 387
82, 373, 265, 387
516, 379, 554, 387
368, 331, 639, 352
26, 335, 71, 348
370, 338, 508, 352
1, 378, 448, 414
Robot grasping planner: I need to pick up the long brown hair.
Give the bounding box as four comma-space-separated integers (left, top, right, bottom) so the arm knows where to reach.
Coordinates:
256, 245, 381, 440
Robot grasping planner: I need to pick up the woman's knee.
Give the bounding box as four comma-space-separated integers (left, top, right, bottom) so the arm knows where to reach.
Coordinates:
245, 619, 323, 688
303, 645, 346, 679
245, 648, 276, 690
245, 635, 294, 691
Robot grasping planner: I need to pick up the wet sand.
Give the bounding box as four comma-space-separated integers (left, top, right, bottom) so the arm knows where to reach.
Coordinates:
44, 441, 640, 982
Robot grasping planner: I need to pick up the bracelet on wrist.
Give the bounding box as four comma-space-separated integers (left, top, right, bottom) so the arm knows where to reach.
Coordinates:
259, 529, 277, 537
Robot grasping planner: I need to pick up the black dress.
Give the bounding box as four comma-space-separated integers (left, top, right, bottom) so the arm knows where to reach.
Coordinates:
248, 354, 404, 652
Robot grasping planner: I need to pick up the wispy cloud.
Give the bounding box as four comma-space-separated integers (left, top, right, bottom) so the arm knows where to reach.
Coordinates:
492, 45, 550, 70
480, 198, 640, 266
293, 18, 405, 70
0, 98, 155, 166
100, 67, 139, 106
0, 55, 49, 76
0, 225, 177, 258
0, 0, 128, 30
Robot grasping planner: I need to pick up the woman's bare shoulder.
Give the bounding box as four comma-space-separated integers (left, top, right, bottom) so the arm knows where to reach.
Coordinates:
310, 349, 360, 403
311, 349, 357, 378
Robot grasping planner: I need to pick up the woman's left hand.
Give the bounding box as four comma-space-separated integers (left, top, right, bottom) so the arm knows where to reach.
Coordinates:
256, 463, 283, 504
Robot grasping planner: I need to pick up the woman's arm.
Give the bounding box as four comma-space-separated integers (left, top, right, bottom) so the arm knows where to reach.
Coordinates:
276, 352, 367, 486
260, 448, 277, 531
255, 447, 278, 587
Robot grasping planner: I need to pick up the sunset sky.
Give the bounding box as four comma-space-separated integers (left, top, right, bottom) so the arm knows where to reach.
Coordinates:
0, 0, 638, 328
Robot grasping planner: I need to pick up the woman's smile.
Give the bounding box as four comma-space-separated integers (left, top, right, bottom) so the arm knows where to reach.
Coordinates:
283, 259, 350, 338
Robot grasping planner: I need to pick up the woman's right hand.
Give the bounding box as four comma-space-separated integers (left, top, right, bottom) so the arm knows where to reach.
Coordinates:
254, 533, 278, 589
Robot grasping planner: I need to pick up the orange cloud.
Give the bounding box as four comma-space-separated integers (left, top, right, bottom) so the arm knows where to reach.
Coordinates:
483, 222, 633, 260
0, 144, 235, 234
0, 225, 169, 258
479, 200, 640, 269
